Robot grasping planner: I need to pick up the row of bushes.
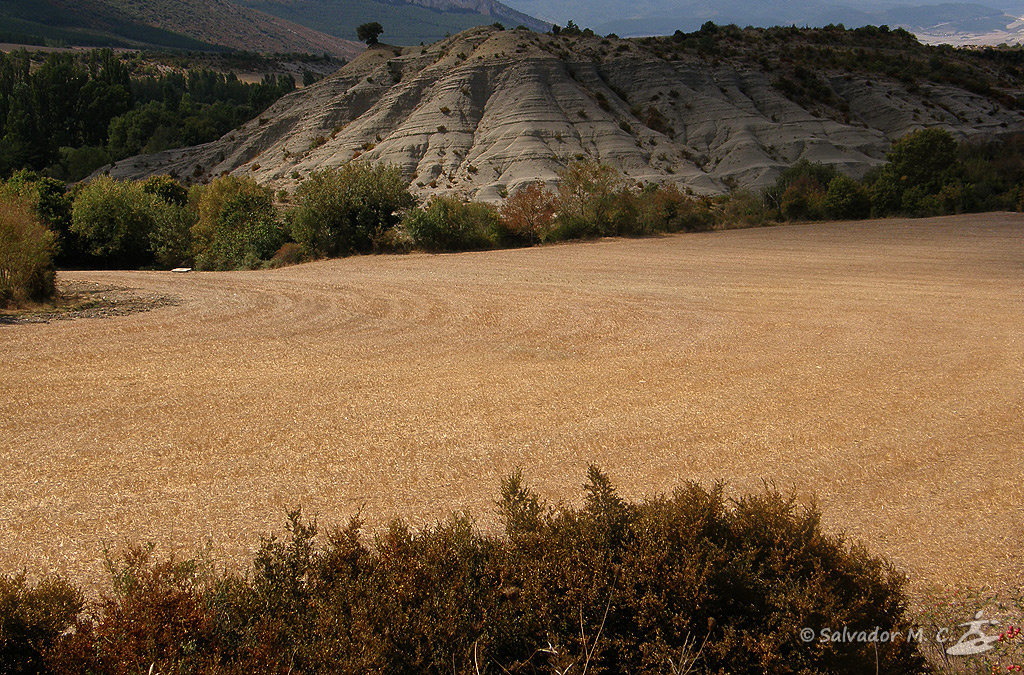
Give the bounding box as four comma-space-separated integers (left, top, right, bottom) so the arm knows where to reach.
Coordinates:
742, 128, 1024, 225
1, 157, 715, 294
0, 469, 926, 674
3, 127, 1022, 307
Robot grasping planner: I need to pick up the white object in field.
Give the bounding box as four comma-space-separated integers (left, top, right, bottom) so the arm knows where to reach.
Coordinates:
171, 268, 192, 273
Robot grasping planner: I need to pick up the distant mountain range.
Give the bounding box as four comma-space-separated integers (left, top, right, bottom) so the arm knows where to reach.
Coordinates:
236, 0, 550, 45
0, 0, 363, 56
5, 0, 1024, 56
503, 0, 1024, 45
0, 0, 549, 54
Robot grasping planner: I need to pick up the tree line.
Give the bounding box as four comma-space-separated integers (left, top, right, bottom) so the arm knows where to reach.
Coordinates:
0, 48, 296, 181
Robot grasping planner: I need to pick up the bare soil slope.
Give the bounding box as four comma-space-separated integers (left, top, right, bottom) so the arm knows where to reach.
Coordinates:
2, 214, 1022, 592
104, 26, 1024, 200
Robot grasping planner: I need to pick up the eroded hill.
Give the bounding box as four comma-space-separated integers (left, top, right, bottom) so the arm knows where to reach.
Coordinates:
104, 25, 1024, 199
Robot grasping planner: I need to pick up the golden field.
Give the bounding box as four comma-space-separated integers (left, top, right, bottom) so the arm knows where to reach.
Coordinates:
2, 213, 1022, 594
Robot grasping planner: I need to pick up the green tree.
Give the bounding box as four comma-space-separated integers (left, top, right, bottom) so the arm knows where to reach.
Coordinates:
554, 159, 623, 238
192, 176, 285, 270
291, 163, 414, 258
886, 128, 960, 195
143, 176, 196, 268
71, 176, 160, 268
402, 196, 497, 251
868, 128, 964, 216
824, 174, 871, 220
356, 22, 384, 46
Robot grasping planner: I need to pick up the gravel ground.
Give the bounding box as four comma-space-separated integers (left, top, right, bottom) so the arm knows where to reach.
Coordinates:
1, 213, 1022, 595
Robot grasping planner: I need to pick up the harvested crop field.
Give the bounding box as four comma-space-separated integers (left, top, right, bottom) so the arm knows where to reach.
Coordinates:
2, 213, 1023, 594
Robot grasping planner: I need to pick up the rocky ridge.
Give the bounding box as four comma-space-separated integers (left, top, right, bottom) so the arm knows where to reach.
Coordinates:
104, 26, 1024, 200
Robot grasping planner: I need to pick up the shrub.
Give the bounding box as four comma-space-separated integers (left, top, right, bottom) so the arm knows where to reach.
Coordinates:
149, 201, 198, 269
1, 171, 77, 266
636, 183, 715, 233
140, 175, 189, 207
290, 163, 414, 258
886, 128, 961, 196
71, 175, 160, 268
825, 174, 871, 219
0, 572, 82, 674
554, 159, 624, 238
765, 159, 838, 220
142, 176, 197, 269
401, 196, 497, 251
38, 470, 925, 674
780, 174, 828, 221
497, 181, 556, 245
191, 176, 286, 270
60, 545, 224, 675
270, 242, 304, 268
0, 196, 57, 307
718, 189, 770, 228
868, 128, 965, 217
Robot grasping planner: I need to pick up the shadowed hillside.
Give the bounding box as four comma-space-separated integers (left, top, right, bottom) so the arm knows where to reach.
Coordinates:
0, 0, 363, 58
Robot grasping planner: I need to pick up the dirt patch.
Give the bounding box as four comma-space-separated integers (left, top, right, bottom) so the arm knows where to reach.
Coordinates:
0, 279, 179, 325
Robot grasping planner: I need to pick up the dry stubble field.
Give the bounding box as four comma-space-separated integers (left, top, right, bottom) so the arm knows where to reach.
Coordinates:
2, 213, 1023, 595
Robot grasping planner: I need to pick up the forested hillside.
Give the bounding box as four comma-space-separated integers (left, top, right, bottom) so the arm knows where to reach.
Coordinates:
0, 49, 320, 180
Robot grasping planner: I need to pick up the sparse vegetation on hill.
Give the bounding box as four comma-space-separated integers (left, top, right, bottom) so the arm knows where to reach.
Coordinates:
102, 23, 1024, 202
655, 22, 1024, 113
0, 469, 927, 674
237, 0, 548, 46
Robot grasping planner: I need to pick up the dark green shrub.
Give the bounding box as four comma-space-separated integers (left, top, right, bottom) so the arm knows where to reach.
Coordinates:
765, 159, 838, 219
0, 196, 57, 307
868, 128, 965, 217
886, 128, 961, 196
290, 163, 414, 258
192, 176, 286, 270
867, 168, 903, 217
140, 175, 189, 207
402, 196, 498, 251
825, 174, 871, 219
0, 572, 82, 675
149, 201, 198, 269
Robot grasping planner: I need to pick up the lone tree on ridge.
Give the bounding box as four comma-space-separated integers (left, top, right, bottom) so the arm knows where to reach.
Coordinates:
357, 22, 383, 46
